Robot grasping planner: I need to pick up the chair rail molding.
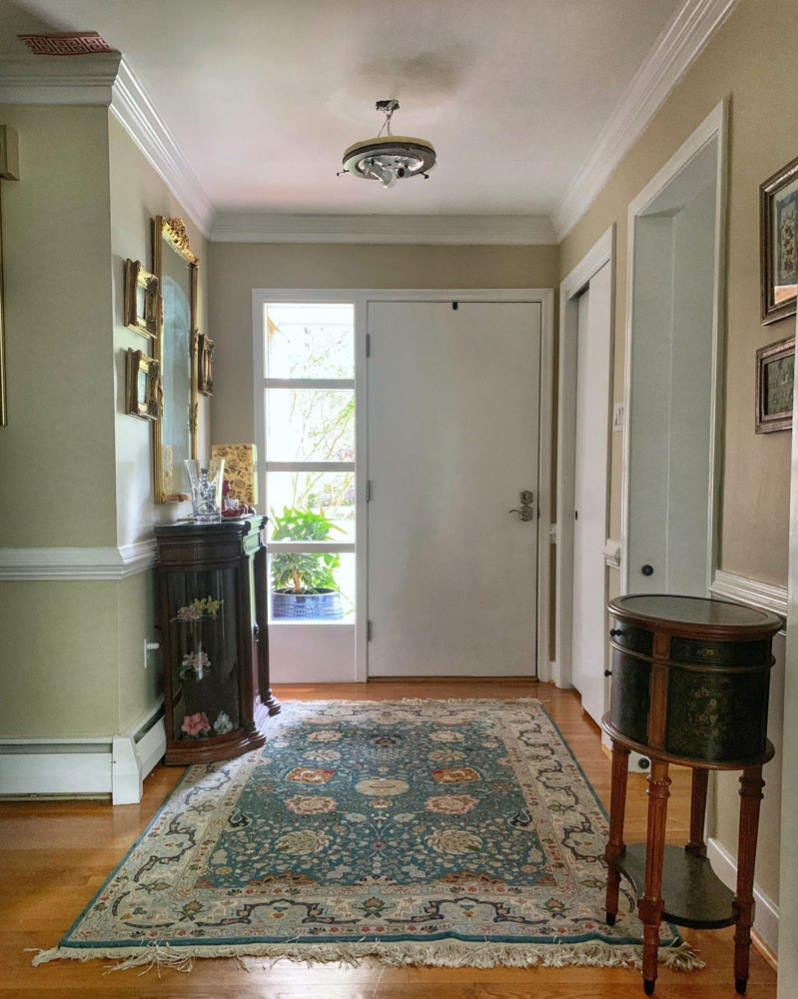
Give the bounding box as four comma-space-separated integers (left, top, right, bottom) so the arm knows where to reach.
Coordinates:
210, 212, 557, 245
0, 540, 157, 580
0, 53, 212, 236
553, 0, 740, 240
710, 569, 788, 621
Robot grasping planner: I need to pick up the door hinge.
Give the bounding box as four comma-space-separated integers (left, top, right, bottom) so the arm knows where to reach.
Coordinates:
365, 479, 372, 502
365, 333, 371, 357
367, 620, 373, 641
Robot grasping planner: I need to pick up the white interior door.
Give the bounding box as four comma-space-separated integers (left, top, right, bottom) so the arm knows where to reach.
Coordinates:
571, 263, 612, 724
367, 301, 541, 677
626, 150, 718, 596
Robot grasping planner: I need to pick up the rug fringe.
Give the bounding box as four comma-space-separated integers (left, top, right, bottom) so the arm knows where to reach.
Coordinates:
30, 939, 704, 973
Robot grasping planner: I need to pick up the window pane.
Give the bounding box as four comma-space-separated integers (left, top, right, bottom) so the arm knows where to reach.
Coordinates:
267, 472, 355, 542
265, 303, 354, 379
269, 552, 355, 622
266, 388, 354, 462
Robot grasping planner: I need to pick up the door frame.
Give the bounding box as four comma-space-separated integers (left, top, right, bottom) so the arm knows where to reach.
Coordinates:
555, 226, 616, 690
621, 99, 729, 595
252, 287, 555, 683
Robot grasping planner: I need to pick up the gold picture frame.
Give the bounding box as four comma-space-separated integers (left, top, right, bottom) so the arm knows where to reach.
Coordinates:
124, 259, 159, 339
756, 334, 794, 434
760, 155, 798, 325
198, 333, 214, 396
152, 217, 199, 503
125, 348, 160, 421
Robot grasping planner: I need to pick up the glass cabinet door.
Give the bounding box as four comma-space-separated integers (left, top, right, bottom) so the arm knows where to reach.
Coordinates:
167, 569, 241, 741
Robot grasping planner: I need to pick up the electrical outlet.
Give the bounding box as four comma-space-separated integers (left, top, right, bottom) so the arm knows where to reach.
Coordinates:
143, 638, 160, 669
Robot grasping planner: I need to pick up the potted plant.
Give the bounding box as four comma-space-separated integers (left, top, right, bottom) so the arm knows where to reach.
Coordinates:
270, 507, 344, 620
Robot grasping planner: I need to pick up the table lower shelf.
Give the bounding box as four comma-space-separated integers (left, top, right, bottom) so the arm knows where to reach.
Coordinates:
612, 843, 736, 929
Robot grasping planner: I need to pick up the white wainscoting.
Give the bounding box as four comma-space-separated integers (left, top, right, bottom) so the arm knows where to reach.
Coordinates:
0, 702, 165, 804
707, 568, 787, 958
708, 836, 780, 955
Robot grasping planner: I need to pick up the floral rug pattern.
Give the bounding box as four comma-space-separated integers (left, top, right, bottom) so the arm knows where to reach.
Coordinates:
34, 699, 691, 970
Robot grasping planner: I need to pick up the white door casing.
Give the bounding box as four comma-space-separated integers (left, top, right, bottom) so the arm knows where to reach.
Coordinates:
366, 301, 541, 677
555, 226, 615, 693
252, 288, 555, 683
571, 262, 613, 723
621, 100, 728, 597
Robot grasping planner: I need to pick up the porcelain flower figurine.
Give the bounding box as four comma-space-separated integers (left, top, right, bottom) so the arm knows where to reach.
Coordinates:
213, 711, 234, 735
179, 649, 210, 680
181, 712, 211, 737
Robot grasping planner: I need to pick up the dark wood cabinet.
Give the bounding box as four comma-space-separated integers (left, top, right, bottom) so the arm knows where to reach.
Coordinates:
155, 516, 280, 765
602, 594, 782, 996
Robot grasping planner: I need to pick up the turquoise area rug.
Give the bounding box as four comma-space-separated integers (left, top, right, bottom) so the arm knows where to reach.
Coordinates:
34, 699, 700, 971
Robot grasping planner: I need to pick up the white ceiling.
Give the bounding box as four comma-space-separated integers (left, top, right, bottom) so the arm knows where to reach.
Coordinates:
1, 0, 682, 217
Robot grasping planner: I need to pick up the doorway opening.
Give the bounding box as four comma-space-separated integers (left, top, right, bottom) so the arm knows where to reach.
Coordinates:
556, 226, 615, 721
622, 101, 728, 597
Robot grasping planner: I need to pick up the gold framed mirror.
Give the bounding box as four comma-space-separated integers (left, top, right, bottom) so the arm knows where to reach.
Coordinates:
152, 217, 199, 503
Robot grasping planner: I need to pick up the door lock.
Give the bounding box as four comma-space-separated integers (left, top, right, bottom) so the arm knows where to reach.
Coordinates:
520, 490, 534, 505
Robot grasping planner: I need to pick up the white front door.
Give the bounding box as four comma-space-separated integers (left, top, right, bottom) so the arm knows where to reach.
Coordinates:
571, 263, 612, 724
366, 301, 541, 677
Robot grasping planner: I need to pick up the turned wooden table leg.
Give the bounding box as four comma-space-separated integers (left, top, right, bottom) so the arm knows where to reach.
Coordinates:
605, 741, 631, 925
686, 767, 709, 858
734, 766, 764, 995
640, 759, 671, 995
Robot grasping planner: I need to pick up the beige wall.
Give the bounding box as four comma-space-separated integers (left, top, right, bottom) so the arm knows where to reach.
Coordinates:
108, 113, 210, 549
0, 107, 209, 740
560, 0, 796, 584
208, 243, 559, 444
0, 105, 117, 548
559, 0, 797, 907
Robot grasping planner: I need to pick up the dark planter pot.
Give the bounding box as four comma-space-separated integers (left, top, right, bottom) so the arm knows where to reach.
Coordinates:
271, 588, 344, 621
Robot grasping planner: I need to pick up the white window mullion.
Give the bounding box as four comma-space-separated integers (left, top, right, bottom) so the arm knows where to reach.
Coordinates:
264, 378, 354, 390
266, 461, 355, 474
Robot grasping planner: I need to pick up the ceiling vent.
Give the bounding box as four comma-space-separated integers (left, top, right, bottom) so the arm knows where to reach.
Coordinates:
18, 32, 112, 56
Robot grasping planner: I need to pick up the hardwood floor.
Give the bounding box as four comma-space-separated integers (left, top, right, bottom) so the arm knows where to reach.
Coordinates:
0, 680, 777, 997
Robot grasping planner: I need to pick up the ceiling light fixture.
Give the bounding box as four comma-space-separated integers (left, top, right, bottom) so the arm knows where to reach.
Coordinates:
339, 100, 436, 189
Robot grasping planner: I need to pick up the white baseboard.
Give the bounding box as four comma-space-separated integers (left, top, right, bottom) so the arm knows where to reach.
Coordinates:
0, 702, 165, 804
707, 836, 780, 955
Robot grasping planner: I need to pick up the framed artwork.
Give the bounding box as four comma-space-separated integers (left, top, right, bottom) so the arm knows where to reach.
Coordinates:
211, 443, 258, 505
152, 216, 199, 502
756, 334, 794, 434
760, 154, 798, 325
125, 348, 161, 421
198, 333, 214, 396
124, 259, 159, 339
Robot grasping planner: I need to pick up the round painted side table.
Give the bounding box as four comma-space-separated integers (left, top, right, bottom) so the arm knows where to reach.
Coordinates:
601, 594, 782, 995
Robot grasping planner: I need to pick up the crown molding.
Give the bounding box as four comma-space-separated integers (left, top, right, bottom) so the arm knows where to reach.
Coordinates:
110, 59, 213, 235
0, 51, 121, 104
210, 212, 557, 245
0, 53, 212, 236
0, 540, 156, 580
552, 0, 740, 241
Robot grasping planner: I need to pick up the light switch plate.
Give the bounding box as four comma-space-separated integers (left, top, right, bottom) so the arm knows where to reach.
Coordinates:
612, 402, 625, 433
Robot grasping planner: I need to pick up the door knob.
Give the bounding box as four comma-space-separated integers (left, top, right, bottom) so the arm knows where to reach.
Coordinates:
509, 506, 535, 522
641, 564, 654, 576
